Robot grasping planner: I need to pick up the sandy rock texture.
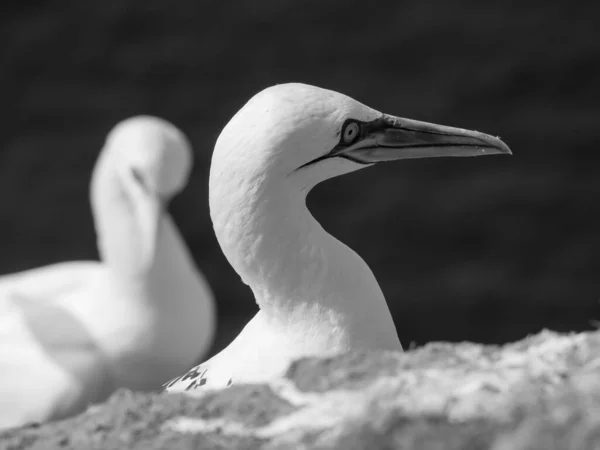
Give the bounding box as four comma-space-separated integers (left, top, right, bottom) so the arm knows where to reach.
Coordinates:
1, 329, 599, 449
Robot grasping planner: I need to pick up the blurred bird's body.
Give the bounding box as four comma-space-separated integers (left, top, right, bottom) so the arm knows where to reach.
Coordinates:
0, 117, 215, 429
163, 83, 511, 393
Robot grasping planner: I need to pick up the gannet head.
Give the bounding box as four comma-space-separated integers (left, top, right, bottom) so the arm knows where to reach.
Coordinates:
213, 83, 511, 194
99, 116, 193, 270
106, 116, 193, 199
210, 83, 511, 313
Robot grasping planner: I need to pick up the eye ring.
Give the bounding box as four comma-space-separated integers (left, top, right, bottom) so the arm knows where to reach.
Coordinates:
341, 121, 360, 145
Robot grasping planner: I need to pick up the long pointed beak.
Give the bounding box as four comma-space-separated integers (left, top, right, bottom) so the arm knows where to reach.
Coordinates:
337, 115, 511, 164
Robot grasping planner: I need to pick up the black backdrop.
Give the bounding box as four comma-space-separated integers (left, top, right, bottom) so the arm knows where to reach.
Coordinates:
1, 0, 599, 356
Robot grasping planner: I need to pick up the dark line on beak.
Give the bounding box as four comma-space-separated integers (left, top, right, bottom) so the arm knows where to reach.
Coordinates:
295, 154, 332, 171
338, 154, 372, 165
295, 141, 492, 172
375, 142, 492, 149
400, 126, 464, 137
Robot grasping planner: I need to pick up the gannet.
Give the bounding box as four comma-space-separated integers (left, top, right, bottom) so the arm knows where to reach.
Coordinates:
163, 83, 511, 393
0, 116, 215, 428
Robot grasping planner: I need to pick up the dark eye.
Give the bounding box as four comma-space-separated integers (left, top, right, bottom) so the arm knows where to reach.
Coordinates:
342, 121, 360, 144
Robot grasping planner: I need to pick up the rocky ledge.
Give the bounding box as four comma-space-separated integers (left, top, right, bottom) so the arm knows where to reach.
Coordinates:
2, 329, 600, 450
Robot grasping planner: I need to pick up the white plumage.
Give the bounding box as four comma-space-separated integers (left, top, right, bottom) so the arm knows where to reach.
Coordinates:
162, 83, 511, 393
0, 116, 215, 428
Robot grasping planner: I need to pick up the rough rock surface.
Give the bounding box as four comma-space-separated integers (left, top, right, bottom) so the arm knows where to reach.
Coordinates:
2, 329, 600, 449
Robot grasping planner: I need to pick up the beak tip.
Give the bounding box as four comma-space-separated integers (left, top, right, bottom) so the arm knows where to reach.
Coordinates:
489, 136, 512, 156
499, 143, 513, 156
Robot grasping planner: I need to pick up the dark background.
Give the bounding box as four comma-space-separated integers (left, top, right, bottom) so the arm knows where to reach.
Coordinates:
1, 1, 599, 357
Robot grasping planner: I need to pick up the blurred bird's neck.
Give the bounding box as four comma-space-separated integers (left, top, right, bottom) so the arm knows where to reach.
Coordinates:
90, 154, 156, 281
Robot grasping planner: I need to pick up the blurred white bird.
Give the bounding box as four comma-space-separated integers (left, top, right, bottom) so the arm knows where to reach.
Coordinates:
0, 116, 215, 428
163, 83, 511, 393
